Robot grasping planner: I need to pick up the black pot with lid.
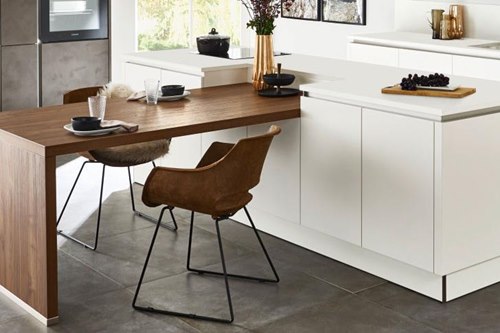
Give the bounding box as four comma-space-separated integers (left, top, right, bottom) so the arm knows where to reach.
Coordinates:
196, 28, 230, 56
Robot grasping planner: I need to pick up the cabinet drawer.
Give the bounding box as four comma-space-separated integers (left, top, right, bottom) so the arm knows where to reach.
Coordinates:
347, 43, 398, 67
453, 55, 500, 81
399, 49, 452, 74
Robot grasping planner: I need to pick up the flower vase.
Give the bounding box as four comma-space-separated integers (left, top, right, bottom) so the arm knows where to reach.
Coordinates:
252, 35, 275, 90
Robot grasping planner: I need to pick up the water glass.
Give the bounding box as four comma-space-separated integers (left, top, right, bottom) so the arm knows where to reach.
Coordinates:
144, 79, 160, 105
88, 96, 107, 120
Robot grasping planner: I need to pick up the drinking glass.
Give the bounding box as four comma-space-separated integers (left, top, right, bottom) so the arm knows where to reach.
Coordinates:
144, 79, 160, 105
88, 96, 107, 119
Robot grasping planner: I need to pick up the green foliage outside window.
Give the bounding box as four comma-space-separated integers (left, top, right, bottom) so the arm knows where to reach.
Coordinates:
137, 0, 241, 51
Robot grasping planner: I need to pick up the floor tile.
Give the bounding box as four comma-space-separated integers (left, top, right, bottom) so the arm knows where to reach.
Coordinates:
255, 295, 442, 333
59, 216, 252, 288
358, 282, 500, 333
0, 315, 68, 333
131, 254, 350, 330
56, 289, 200, 333
268, 241, 385, 293
0, 293, 29, 324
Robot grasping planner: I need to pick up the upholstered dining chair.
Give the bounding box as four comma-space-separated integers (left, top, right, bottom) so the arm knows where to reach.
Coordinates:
132, 125, 281, 323
57, 85, 177, 251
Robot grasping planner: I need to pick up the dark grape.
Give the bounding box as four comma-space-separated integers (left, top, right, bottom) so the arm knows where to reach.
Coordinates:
399, 72, 450, 90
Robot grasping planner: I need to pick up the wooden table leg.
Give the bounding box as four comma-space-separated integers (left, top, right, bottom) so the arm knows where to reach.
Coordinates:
0, 140, 59, 325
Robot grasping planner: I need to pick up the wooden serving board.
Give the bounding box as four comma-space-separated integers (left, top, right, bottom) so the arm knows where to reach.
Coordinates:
382, 85, 476, 98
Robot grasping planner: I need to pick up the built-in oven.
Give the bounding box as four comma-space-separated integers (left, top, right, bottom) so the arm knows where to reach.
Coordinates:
39, 0, 108, 43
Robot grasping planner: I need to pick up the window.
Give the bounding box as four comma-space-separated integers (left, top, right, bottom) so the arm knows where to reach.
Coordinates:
137, 0, 241, 51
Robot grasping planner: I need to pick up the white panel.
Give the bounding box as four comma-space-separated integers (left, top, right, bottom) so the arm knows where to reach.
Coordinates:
203, 68, 249, 87
201, 127, 247, 153
301, 97, 361, 244
453, 55, 500, 81
347, 43, 398, 67
362, 109, 434, 272
161, 69, 202, 89
399, 49, 452, 74
435, 113, 500, 274
248, 119, 301, 225
124, 63, 161, 91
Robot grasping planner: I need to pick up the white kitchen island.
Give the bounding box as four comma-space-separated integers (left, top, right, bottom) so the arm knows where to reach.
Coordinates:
123, 49, 500, 302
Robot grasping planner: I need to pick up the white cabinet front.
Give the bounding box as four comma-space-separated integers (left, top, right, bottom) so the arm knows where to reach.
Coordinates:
399, 49, 452, 74
347, 43, 398, 67
301, 97, 362, 245
452, 55, 500, 81
124, 63, 161, 92
362, 109, 434, 272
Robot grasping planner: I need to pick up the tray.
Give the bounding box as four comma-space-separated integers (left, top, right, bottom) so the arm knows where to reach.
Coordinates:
382, 85, 476, 98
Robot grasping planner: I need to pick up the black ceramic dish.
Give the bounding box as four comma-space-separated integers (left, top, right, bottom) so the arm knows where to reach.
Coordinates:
161, 85, 185, 96
262, 73, 296, 87
196, 28, 230, 56
71, 116, 101, 131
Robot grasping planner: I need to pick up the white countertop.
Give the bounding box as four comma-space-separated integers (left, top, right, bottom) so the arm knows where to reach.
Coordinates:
350, 32, 500, 60
123, 48, 500, 122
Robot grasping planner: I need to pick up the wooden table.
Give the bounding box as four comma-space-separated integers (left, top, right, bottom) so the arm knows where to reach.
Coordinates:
0, 83, 300, 325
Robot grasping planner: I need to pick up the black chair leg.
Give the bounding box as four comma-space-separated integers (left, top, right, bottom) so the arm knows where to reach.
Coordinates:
127, 164, 178, 231
57, 162, 106, 251
132, 209, 234, 323
186, 207, 280, 283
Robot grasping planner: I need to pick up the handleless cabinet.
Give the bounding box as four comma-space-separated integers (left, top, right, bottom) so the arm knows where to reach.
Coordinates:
300, 97, 362, 245
1, 0, 38, 45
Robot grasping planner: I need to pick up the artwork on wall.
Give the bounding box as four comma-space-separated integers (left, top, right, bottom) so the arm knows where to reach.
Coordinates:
322, 0, 366, 25
281, 0, 321, 21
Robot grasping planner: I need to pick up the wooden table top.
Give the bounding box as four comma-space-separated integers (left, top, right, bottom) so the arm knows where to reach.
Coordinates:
0, 84, 300, 157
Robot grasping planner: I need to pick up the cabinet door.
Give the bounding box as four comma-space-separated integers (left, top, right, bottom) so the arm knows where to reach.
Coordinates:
453, 55, 500, 81
1, 0, 38, 45
124, 63, 161, 91
161, 69, 202, 89
248, 119, 300, 225
362, 109, 434, 272
399, 49, 452, 74
301, 97, 361, 245
2, 45, 38, 110
201, 128, 247, 153
347, 43, 398, 67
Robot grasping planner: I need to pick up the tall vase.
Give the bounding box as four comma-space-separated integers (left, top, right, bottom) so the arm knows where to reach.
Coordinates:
252, 35, 275, 90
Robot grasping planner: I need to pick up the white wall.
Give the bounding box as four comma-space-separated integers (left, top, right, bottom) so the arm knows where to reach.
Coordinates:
110, 0, 136, 82
395, 0, 500, 40
247, 0, 396, 59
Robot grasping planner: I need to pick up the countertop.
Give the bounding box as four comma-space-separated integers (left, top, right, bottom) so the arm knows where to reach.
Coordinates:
123, 48, 500, 122
350, 32, 500, 60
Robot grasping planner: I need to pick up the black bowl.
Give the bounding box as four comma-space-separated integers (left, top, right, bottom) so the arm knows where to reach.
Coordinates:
196, 38, 230, 56
263, 73, 295, 87
71, 116, 101, 131
161, 85, 185, 96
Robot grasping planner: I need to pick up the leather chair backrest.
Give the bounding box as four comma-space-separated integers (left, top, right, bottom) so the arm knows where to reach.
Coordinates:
63, 86, 102, 104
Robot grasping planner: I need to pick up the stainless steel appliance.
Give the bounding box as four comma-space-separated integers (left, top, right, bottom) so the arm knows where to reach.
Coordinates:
40, 0, 109, 43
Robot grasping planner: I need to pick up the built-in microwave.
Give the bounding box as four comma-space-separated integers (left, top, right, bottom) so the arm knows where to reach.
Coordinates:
39, 0, 108, 43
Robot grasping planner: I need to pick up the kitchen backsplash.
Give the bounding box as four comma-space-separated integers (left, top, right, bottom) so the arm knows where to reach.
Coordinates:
396, 0, 500, 39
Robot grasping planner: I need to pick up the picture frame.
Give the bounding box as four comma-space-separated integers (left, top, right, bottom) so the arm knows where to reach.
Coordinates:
281, 0, 321, 21
322, 0, 366, 25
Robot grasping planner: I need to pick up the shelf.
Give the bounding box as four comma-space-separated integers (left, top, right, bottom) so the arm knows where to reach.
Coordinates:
50, 9, 93, 16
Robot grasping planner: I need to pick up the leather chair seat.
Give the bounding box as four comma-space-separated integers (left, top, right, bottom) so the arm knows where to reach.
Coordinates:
89, 139, 170, 167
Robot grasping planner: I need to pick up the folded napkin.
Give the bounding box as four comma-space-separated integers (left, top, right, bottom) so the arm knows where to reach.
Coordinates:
101, 120, 139, 133
127, 91, 146, 101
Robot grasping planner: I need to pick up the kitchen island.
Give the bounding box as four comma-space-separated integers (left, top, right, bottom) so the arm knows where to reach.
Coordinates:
123, 49, 500, 302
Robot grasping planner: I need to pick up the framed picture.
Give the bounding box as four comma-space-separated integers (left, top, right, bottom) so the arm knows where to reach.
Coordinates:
281, 0, 321, 21
322, 0, 366, 25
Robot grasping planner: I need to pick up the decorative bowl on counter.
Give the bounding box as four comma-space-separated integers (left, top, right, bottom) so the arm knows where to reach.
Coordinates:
161, 85, 185, 96
262, 73, 295, 87
196, 28, 230, 56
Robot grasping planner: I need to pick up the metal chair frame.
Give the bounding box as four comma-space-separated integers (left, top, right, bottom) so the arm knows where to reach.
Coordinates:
132, 206, 279, 323
57, 160, 177, 251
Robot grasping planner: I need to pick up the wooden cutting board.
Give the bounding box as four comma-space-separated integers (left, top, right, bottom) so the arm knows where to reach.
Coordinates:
382, 85, 476, 98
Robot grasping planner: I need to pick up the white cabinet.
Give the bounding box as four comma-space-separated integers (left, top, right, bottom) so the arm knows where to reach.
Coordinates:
300, 97, 362, 245
347, 43, 398, 67
399, 49, 452, 74
248, 119, 301, 226
200, 127, 247, 153
362, 109, 434, 272
124, 63, 161, 91
161, 69, 202, 89
452, 55, 500, 81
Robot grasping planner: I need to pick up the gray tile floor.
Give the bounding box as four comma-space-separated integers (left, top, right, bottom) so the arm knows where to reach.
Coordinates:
2, 157, 500, 332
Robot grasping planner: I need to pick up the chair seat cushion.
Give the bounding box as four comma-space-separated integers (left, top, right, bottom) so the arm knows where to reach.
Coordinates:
89, 139, 170, 167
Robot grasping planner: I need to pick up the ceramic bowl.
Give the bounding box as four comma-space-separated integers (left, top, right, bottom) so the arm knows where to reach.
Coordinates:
71, 116, 101, 131
161, 85, 185, 96
263, 73, 295, 87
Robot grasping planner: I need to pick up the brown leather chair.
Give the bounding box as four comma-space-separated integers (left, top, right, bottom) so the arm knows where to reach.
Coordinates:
57, 86, 177, 251
132, 125, 281, 323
